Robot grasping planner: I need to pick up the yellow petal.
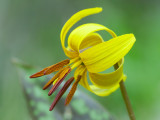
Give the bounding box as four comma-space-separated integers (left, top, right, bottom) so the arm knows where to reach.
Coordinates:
68, 23, 116, 53
60, 7, 103, 58
75, 67, 126, 96
80, 34, 136, 73
79, 32, 104, 51
89, 85, 120, 96
89, 59, 124, 89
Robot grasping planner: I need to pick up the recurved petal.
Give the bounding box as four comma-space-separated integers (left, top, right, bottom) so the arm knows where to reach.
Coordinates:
89, 59, 124, 89
60, 7, 103, 58
78, 69, 127, 96
68, 23, 116, 53
79, 32, 104, 52
80, 34, 136, 73
89, 84, 120, 96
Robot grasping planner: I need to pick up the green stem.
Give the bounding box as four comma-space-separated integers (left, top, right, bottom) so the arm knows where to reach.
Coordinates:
119, 80, 136, 120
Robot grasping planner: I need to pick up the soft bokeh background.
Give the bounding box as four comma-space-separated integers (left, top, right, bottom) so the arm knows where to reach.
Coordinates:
1, 0, 160, 120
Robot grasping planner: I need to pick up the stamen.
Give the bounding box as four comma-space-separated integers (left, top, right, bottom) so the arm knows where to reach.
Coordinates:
65, 75, 81, 106
30, 67, 49, 78
71, 60, 82, 70
69, 57, 80, 64
30, 59, 70, 78
48, 67, 71, 96
49, 77, 74, 111
43, 68, 65, 90
44, 59, 70, 75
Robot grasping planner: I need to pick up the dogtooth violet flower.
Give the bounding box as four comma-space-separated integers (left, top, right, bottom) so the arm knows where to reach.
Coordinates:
30, 7, 136, 111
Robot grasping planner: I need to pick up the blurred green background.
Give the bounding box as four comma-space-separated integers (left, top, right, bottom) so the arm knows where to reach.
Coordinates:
1, 0, 160, 120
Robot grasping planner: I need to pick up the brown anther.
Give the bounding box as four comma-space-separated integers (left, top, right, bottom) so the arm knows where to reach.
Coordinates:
65, 75, 81, 106
43, 68, 65, 90
49, 77, 74, 111
44, 59, 70, 75
30, 67, 49, 78
48, 67, 71, 96
29, 59, 70, 78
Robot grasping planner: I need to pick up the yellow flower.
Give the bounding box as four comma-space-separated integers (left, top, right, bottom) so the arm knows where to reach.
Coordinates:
30, 7, 136, 111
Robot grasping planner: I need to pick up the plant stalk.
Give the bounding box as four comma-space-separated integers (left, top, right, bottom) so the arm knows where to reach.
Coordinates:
114, 63, 135, 120
119, 80, 136, 120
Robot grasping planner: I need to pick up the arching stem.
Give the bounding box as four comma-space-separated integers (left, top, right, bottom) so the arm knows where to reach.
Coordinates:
119, 80, 136, 120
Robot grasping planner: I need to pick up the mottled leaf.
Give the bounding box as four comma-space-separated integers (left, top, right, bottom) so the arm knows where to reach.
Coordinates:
13, 58, 114, 120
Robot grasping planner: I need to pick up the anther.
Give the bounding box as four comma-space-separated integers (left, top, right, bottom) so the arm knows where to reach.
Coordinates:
30, 67, 49, 78
65, 75, 81, 105
29, 59, 70, 78
43, 68, 64, 90
48, 67, 71, 96
49, 77, 74, 111
44, 59, 70, 75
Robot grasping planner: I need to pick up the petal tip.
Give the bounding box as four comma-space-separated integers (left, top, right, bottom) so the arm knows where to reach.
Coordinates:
128, 33, 136, 42
96, 7, 103, 12
128, 33, 136, 38
89, 7, 103, 13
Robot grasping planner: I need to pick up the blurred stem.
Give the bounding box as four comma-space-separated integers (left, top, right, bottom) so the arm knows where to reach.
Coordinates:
119, 80, 136, 120
114, 63, 135, 120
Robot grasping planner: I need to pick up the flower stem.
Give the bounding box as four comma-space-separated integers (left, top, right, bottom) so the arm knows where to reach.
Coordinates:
119, 80, 136, 120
